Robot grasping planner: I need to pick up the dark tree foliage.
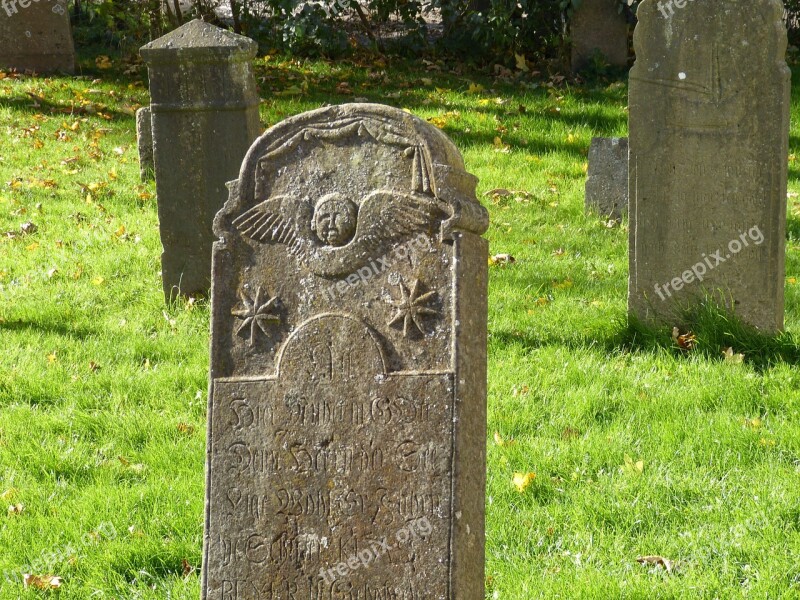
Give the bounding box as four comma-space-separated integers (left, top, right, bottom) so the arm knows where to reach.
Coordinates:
69, 0, 799, 65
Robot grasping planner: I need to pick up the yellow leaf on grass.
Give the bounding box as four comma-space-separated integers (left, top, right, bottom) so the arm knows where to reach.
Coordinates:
47, 352, 57, 364
513, 472, 536, 493
95, 55, 112, 69
177, 423, 196, 436
467, 82, 484, 94
92, 276, 105, 286
623, 454, 644, 474
553, 278, 573, 289
514, 53, 529, 72
722, 347, 745, 364
0, 489, 17, 501
743, 417, 762, 429
493, 431, 516, 447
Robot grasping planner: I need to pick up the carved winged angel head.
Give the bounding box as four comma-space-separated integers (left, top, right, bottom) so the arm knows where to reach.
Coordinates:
231, 188, 445, 277
224, 108, 488, 278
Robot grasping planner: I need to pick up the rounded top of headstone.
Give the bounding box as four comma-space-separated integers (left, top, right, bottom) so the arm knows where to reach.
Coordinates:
140, 19, 258, 64
218, 103, 488, 247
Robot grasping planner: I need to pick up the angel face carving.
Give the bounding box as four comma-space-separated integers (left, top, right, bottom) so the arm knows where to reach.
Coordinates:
312, 193, 358, 247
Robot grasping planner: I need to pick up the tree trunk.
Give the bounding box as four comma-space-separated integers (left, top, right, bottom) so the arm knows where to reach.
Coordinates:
230, 0, 242, 34
172, 0, 184, 24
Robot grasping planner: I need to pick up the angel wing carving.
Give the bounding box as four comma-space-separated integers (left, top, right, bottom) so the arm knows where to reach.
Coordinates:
231, 191, 447, 277
231, 195, 313, 256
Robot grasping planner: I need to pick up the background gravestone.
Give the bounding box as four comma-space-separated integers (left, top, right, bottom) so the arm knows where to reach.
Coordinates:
202, 104, 489, 599
571, 0, 629, 73
628, 0, 790, 332
585, 137, 628, 219
140, 19, 261, 302
0, 0, 75, 74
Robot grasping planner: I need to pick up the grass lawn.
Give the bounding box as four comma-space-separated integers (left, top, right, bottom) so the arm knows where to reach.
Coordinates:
2, 48, 800, 599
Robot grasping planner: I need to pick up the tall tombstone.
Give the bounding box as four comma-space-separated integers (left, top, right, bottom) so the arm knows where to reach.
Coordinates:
202, 104, 489, 599
570, 0, 629, 73
628, 0, 790, 332
0, 0, 75, 74
140, 20, 261, 302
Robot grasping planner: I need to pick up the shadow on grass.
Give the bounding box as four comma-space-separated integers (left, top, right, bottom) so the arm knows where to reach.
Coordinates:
0, 318, 99, 341
492, 300, 800, 372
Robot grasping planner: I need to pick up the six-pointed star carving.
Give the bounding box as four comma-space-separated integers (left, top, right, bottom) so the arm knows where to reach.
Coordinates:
232, 286, 280, 346
387, 278, 439, 337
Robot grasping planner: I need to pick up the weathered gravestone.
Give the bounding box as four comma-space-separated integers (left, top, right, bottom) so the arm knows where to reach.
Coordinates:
136, 107, 154, 182
571, 0, 629, 73
140, 20, 261, 302
628, 0, 790, 332
202, 103, 489, 599
0, 0, 75, 74
585, 137, 628, 220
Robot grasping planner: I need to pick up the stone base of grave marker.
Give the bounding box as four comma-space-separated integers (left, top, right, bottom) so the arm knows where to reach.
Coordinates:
136, 107, 154, 182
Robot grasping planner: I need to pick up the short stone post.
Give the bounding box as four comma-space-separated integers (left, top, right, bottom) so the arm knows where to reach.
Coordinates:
140, 19, 261, 302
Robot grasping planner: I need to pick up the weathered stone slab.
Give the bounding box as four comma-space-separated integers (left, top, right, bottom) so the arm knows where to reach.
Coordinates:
202, 103, 489, 599
140, 19, 261, 302
628, 0, 790, 332
585, 137, 628, 219
136, 107, 154, 182
0, 0, 75, 74
571, 0, 629, 72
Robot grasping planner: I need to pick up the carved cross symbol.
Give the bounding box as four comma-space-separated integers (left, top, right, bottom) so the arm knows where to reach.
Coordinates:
232, 286, 280, 347
387, 278, 439, 337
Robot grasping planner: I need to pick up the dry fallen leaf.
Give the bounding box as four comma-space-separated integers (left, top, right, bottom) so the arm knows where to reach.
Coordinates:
23, 574, 62, 590
672, 327, 697, 350
20, 221, 37, 235
8, 503, 24, 515
636, 555, 677, 573
489, 254, 516, 266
